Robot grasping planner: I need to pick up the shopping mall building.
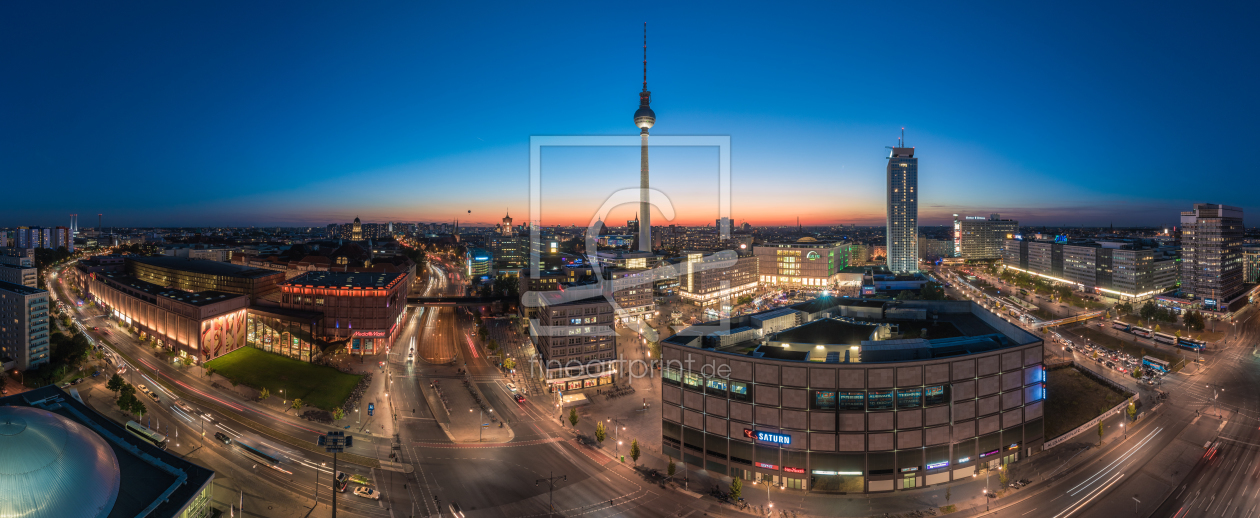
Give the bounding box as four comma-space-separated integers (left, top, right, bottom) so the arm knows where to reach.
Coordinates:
660, 297, 1045, 493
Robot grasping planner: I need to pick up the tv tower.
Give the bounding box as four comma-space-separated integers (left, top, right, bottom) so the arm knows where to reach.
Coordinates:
634, 22, 656, 253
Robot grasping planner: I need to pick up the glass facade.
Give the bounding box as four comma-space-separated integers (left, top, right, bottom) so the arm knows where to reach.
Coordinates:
246, 313, 319, 362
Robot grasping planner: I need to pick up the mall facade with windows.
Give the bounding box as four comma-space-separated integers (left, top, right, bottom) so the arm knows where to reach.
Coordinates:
660, 297, 1045, 493
753, 238, 852, 288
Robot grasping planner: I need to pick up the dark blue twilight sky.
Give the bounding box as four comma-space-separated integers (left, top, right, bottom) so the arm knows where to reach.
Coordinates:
1, 1, 1256, 229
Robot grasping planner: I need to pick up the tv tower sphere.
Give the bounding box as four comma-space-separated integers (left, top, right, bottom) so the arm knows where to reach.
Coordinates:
634, 98, 655, 129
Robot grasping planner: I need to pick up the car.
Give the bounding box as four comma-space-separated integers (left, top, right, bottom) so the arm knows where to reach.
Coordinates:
353, 487, 381, 500
92, 327, 98, 331
335, 471, 350, 492
214, 432, 233, 445
514, 394, 526, 403
60, 382, 71, 388
145, 390, 160, 402
137, 384, 147, 392
71, 377, 84, 385
92, 370, 101, 377
506, 383, 517, 392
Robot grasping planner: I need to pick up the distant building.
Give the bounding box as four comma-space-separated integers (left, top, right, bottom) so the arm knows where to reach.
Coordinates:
466, 247, 491, 278
1179, 204, 1245, 312
1003, 238, 1179, 301
526, 292, 618, 392
0, 263, 38, 288
1243, 244, 1260, 284
128, 256, 284, 303
918, 236, 954, 262
0, 279, 50, 370
886, 146, 918, 273
754, 238, 851, 287
953, 214, 1017, 260
676, 252, 759, 306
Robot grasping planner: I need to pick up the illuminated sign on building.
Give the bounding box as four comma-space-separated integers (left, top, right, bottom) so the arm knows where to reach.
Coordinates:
957, 456, 971, 464
812, 470, 863, 476
755, 462, 779, 470
927, 461, 950, 470
784, 466, 805, 474
900, 466, 919, 473
743, 429, 791, 445
353, 331, 386, 337
980, 449, 1000, 458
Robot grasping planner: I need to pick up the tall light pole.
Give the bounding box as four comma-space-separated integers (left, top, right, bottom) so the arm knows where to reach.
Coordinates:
317, 431, 352, 518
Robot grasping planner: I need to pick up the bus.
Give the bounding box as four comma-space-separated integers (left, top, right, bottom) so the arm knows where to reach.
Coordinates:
237, 442, 280, 466
125, 420, 168, 450
1154, 332, 1177, 345
1178, 337, 1206, 352
1142, 356, 1170, 373
1131, 326, 1153, 338
1111, 320, 1130, 331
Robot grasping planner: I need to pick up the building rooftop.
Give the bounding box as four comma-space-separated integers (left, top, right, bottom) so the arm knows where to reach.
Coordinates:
130, 256, 281, 279
0, 279, 46, 296
772, 319, 878, 345
285, 270, 404, 290
665, 297, 1039, 364
99, 274, 245, 307
0, 386, 213, 518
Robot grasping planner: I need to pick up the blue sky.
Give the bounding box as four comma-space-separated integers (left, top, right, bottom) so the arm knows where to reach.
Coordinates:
2, 1, 1256, 228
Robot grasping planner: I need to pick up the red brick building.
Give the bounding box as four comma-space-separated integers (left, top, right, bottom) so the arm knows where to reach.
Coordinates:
277, 271, 408, 356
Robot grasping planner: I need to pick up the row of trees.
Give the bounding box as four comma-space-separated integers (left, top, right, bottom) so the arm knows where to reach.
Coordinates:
105, 374, 147, 418
1115, 301, 1207, 331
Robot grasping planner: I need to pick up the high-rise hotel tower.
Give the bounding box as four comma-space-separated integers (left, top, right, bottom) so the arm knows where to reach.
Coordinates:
886, 143, 918, 273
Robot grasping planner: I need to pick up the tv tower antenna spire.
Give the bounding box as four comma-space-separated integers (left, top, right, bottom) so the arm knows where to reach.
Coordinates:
642, 22, 648, 92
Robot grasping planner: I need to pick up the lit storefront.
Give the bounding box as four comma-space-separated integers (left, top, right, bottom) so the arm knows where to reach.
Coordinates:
246, 306, 324, 362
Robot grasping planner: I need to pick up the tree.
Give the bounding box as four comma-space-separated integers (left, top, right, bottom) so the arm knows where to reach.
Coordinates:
1127, 402, 1136, 421
1098, 420, 1105, 445
106, 374, 125, 395
630, 439, 641, 466
292, 398, 303, 411
999, 468, 1009, 488
730, 476, 742, 500
1153, 324, 1162, 334
595, 421, 606, 445
568, 407, 579, 427
488, 339, 499, 353
920, 282, 946, 301
131, 399, 147, 419
1174, 330, 1182, 339
945, 484, 952, 505
259, 387, 270, 400
503, 357, 516, 370
1131, 367, 1142, 379
1139, 301, 1158, 321
667, 457, 676, 479
333, 407, 345, 421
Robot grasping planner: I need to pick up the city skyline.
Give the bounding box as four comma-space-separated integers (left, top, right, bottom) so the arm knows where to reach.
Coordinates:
3, 2, 1258, 229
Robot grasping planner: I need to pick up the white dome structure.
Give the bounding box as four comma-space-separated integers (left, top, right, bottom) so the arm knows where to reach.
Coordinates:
0, 406, 120, 518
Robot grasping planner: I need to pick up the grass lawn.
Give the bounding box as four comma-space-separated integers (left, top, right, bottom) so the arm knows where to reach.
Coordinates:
1044, 366, 1129, 440
1072, 326, 1189, 373
205, 347, 362, 411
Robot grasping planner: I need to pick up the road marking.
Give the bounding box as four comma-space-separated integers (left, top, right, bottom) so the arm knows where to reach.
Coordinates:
1067, 427, 1161, 496
1054, 472, 1124, 518
1022, 508, 1038, 515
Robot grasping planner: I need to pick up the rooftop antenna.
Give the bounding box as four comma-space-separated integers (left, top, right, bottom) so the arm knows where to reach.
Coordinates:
901, 127, 905, 147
